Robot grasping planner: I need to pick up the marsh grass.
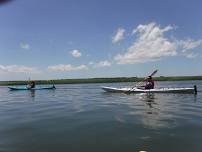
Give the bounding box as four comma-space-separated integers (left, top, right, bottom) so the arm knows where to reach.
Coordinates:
0, 76, 202, 86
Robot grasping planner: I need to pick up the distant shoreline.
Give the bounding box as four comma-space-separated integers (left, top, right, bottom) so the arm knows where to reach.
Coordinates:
0, 76, 202, 86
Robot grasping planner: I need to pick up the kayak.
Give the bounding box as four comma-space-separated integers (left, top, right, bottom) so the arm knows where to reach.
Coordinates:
8, 85, 56, 91
102, 85, 197, 94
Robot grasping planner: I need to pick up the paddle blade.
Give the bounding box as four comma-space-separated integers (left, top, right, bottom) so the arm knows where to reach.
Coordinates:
150, 69, 158, 77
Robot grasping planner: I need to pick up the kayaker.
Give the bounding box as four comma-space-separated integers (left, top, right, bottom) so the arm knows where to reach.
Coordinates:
144, 76, 154, 89
27, 81, 35, 89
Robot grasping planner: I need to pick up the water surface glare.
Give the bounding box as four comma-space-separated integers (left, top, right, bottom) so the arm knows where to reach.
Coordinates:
0, 81, 202, 152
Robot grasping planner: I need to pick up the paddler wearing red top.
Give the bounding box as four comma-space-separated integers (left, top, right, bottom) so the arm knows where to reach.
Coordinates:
144, 76, 154, 89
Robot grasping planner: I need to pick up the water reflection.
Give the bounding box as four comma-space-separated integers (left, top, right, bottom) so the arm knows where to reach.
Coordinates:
137, 93, 177, 129
140, 93, 156, 108
30, 90, 35, 98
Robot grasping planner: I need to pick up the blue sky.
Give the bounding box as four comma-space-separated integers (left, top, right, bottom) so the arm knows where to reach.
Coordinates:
0, 0, 202, 80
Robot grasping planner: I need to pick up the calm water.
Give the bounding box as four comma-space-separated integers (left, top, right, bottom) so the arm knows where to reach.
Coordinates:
0, 81, 202, 152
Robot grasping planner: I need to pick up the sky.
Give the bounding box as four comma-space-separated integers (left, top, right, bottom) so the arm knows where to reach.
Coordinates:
0, 0, 202, 81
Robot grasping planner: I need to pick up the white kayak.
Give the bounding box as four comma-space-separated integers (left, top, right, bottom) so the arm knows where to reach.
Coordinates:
102, 85, 197, 94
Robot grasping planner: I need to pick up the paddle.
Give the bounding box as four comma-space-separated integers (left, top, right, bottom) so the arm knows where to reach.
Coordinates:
128, 69, 158, 92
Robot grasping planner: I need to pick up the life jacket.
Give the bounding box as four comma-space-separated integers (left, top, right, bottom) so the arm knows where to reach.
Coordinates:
145, 80, 154, 89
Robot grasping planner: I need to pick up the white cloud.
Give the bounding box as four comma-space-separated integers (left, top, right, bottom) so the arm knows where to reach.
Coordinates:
89, 60, 112, 67
115, 23, 177, 64
177, 39, 202, 58
70, 49, 82, 58
88, 61, 94, 65
112, 28, 125, 43
178, 39, 202, 53
20, 43, 30, 50
0, 65, 40, 73
96, 60, 111, 67
67, 41, 73, 45
131, 23, 174, 35
183, 53, 197, 59
48, 64, 88, 72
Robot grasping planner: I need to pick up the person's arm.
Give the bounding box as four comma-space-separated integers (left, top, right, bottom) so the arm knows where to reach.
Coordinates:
27, 84, 31, 89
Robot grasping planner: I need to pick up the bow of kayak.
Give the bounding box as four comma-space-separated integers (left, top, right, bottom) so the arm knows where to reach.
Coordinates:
8, 85, 56, 91
102, 85, 197, 94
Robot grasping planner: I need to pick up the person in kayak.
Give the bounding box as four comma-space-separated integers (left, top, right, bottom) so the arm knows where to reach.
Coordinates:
144, 76, 154, 89
27, 81, 35, 89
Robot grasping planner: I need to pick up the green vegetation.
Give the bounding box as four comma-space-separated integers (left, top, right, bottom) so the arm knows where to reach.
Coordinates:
0, 76, 202, 86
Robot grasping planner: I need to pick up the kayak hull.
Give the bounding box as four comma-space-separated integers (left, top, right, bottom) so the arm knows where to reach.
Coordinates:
8, 85, 56, 91
102, 86, 197, 94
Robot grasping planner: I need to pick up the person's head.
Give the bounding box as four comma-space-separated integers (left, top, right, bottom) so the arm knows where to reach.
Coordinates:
147, 76, 152, 81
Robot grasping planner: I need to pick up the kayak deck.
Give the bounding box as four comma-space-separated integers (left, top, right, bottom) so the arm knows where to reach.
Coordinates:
102, 86, 197, 94
8, 85, 56, 91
